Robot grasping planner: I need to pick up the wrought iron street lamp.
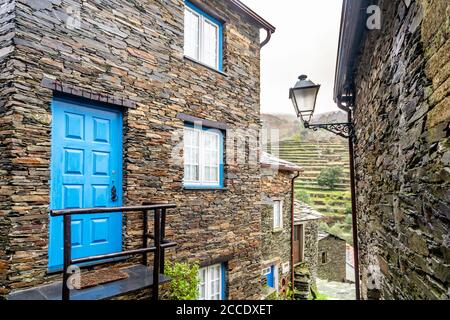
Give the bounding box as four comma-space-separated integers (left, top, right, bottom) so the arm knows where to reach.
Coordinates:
289, 75, 354, 140
289, 75, 360, 300
289, 75, 321, 124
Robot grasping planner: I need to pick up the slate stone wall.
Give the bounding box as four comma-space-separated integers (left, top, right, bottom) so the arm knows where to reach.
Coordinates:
0, 0, 16, 298
303, 220, 319, 286
353, 0, 449, 299
0, 0, 265, 300
260, 167, 294, 292
317, 235, 346, 283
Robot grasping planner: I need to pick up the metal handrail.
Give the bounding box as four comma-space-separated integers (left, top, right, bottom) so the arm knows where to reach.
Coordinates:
49, 204, 177, 301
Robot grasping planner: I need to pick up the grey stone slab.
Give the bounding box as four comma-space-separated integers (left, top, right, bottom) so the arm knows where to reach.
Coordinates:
7, 265, 170, 300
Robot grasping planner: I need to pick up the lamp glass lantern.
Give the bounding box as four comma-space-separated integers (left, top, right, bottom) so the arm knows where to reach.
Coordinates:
289, 75, 321, 125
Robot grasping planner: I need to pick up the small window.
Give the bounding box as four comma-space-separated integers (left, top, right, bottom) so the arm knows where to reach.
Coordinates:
261, 267, 271, 276
321, 252, 328, 264
184, 124, 224, 189
184, 1, 223, 70
273, 200, 283, 229
198, 264, 225, 300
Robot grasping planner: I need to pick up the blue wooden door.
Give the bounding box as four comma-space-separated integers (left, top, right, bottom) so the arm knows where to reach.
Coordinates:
49, 96, 123, 270
266, 266, 275, 288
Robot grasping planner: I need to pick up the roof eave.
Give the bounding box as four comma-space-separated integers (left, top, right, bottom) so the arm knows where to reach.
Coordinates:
334, 0, 371, 103
229, 0, 276, 33
261, 163, 304, 173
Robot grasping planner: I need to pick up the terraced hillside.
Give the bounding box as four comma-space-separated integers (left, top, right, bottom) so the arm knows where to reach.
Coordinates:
270, 139, 353, 242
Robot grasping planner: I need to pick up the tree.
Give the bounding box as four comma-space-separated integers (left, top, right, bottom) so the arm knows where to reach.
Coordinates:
317, 166, 343, 190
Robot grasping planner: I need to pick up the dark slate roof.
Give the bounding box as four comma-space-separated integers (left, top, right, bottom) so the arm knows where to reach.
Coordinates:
334, 0, 371, 103
294, 201, 322, 225
229, 0, 276, 33
261, 152, 303, 173
319, 231, 347, 242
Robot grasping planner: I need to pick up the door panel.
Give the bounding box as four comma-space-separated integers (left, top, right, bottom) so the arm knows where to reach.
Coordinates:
293, 225, 304, 265
293, 226, 300, 264
49, 97, 123, 270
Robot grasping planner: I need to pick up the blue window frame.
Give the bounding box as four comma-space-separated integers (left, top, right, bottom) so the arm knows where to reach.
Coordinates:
184, 0, 223, 71
184, 123, 224, 189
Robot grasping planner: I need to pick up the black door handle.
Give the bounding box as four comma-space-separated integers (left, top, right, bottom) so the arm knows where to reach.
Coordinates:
111, 185, 118, 202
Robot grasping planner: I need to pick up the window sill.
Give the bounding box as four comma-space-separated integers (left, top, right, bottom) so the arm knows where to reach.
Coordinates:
184, 56, 229, 77
183, 186, 228, 191
272, 228, 284, 234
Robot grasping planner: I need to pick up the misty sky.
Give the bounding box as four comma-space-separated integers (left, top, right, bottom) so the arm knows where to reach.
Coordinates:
241, 0, 344, 116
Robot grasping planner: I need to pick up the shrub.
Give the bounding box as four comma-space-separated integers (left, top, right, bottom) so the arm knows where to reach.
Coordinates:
266, 283, 295, 300
317, 167, 343, 190
164, 262, 200, 300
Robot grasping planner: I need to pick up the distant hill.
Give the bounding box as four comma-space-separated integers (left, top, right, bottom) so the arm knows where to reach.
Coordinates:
312, 111, 348, 125
261, 113, 301, 142
261, 111, 348, 143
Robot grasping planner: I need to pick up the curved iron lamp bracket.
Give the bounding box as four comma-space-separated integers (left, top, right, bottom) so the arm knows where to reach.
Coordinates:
304, 122, 355, 141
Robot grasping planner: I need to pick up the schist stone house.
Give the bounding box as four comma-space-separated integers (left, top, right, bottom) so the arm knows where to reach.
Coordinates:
0, 0, 280, 300
293, 201, 322, 286
317, 232, 347, 283
335, 0, 449, 299
260, 152, 302, 297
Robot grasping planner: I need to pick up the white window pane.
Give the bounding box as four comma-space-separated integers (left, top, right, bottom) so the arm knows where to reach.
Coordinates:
274, 201, 281, 228
185, 165, 191, 180
184, 8, 200, 59
192, 165, 199, 181
202, 131, 220, 184
199, 284, 206, 300
184, 128, 201, 184
211, 280, 217, 298
198, 268, 207, 300
211, 167, 218, 182
204, 167, 211, 181
202, 20, 218, 68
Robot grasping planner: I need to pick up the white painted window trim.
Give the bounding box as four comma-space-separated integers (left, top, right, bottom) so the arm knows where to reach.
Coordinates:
198, 264, 222, 300
261, 267, 271, 276
184, 5, 220, 70
184, 127, 221, 187
274, 265, 279, 293
273, 200, 283, 230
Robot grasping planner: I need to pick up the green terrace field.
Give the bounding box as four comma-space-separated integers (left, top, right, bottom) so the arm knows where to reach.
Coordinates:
269, 139, 353, 243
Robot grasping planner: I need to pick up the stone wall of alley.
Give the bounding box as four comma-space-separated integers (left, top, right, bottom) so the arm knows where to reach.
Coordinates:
353, 0, 449, 299
0, 0, 16, 297
0, 0, 265, 299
